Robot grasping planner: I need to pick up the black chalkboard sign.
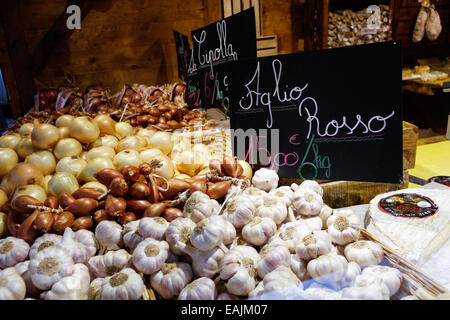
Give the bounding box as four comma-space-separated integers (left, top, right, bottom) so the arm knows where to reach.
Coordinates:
186, 7, 257, 108
228, 41, 403, 184
173, 30, 191, 80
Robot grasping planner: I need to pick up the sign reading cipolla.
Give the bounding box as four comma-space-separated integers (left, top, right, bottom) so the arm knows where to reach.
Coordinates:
228, 41, 403, 184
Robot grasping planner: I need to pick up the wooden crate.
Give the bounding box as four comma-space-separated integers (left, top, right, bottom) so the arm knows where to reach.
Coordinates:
256, 35, 278, 57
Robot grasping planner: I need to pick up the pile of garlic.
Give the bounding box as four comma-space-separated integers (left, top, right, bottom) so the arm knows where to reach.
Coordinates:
0, 168, 406, 300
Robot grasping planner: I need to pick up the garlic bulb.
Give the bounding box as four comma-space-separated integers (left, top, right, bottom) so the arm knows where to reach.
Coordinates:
301, 286, 341, 300
29, 246, 74, 290
132, 238, 169, 275
242, 186, 266, 207
307, 253, 348, 288
58, 228, 92, 264
297, 180, 323, 197
255, 195, 287, 225
73, 229, 97, 257
97, 268, 145, 300
296, 230, 333, 261
219, 245, 260, 296
14, 261, 41, 296
0, 267, 26, 300
248, 281, 265, 298
178, 277, 217, 300
290, 254, 307, 281
88, 277, 106, 300
319, 205, 333, 228
299, 216, 323, 231
95, 221, 123, 253
344, 240, 384, 268
138, 217, 169, 241
0, 237, 30, 268
165, 217, 196, 255
242, 216, 276, 246
275, 221, 312, 253
262, 266, 302, 293
150, 262, 193, 299
29, 234, 62, 260
257, 244, 290, 278
122, 220, 145, 252
45, 264, 90, 300
223, 196, 255, 229
292, 188, 323, 217
216, 292, 239, 300
251, 168, 279, 192
190, 215, 225, 251
339, 261, 361, 289
221, 217, 237, 245
359, 265, 402, 296
269, 186, 293, 207
175, 242, 225, 278
343, 273, 390, 300
326, 210, 361, 245
88, 249, 132, 278
183, 191, 220, 223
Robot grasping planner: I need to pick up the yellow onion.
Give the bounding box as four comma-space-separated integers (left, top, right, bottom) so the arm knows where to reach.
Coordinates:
174, 150, 205, 177
0, 177, 10, 196
31, 121, 60, 149
80, 151, 88, 161
116, 136, 146, 152
238, 160, 253, 179
170, 140, 192, 160
113, 149, 142, 169
11, 184, 47, 203
87, 146, 116, 160
79, 157, 114, 182
54, 138, 83, 159
140, 148, 163, 163
56, 156, 87, 178
69, 116, 100, 144
93, 114, 117, 136
48, 172, 79, 197
19, 123, 34, 137
198, 166, 211, 176
148, 131, 173, 155
41, 175, 53, 195
91, 135, 119, 149
15, 135, 37, 159
0, 189, 7, 208
149, 154, 174, 180
25, 150, 56, 176
115, 122, 134, 139
58, 126, 71, 139
0, 148, 19, 177
137, 128, 156, 139
0, 134, 21, 149
81, 181, 108, 194
6, 162, 44, 191
55, 114, 75, 128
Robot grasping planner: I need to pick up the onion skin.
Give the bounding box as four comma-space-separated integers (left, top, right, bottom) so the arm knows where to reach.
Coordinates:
69, 117, 100, 144
31, 122, 60, 149
34, 211, 54, 232
120, 166, 140, 182
143, 202, 167, 217
94, 168, 123, 187
109, 177, 129, 197
162, 207, 183, 222
119, 212, 137, 225
65, 198, 98, 216
94, 209, 109, 224
128, 182, 150, 199
189, 179, 207, 194
53, 211, 75, 233
126, 199, 150, 214
0, 148, 19, 177
58, 193, 75, 209
160, 179, 190, 199
93, 114, 116, 136
206, 181, 232, 199
105, 195, 127, 218
6, 163, 44, 191
147, 181, 160, 203
71, 216, 93, 231
139, 162, 153, 177
222, 156, 239, 178
44, 196, 59, 209
72, 188, 103, 200
11, 195, 42, 214
6, 209, 22, 237
17, 210, 39, 243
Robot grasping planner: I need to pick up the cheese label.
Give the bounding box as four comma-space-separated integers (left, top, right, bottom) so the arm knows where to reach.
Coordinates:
378, 193, 439, 218
428, 176, 450, 187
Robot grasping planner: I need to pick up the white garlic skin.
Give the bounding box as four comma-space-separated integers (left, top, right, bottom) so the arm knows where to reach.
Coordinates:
326, 210, 361, 245
296, 230, 333, 261
178, 277, 217, 300
29, 246, 74, 290
88, 249, 132, 278
73, 229, 97, 257
257, 245, 291, 279
252, 168, 279, 192
344, 240, 384, 268
99, 268, 145, 300
289, 254, 307, 281
219, 216, 236, 245
262, 265, 303, 293
302, 286, 342, 300
29, 234, 62, 260
223, 196, 255, 229
318, 205, 333, 229
183, 191, 220, 223
248, 281, 265, 298
307, 253, 348, 288
88, 277, 106, 300
343, 273, 390, 300
276, 221, 312, 253
0, 237, 30, 268
0, 267, 26, 300
269, 186, 293, 207
132, 238, 169, 275
242, 216, 277, 246
216, 292, 240, 300
58, 227, 92, 264
256, 195, 287, 225
338, 261, 361, 289
14, 260, 41, 296
190, 216, 224, 251
292, 188, 323, 217
359, 265, 402, 297
122, 220, 144, 252
242, 186, 267, 208
95, 220, 123, 252
298, 180, 323, 197
150, 262, 193, 299
45, 264, 90, 300
300, 216, 323, 231
165, 217, 196, 255
138, 217, 169, 241
188, 246, 225, 278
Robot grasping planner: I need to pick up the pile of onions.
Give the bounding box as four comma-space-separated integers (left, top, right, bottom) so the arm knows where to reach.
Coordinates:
115, 122, 134, 139
15, 135, 36, 159
147, 131, 173, 155
79, 157, 114, 182
113, 149, 142, 169
56, 156, 87, 178
93, 114, 117, 136
55, 114, 75, 128
6, 163, 44, 191
25, 151, 56, 176
48, 172, 79, 196
54, 138, 83, 159
69, 116, 100, 144
87, 146, 116, 160
0, 134, 21, 149
0, 148, 19, 177
19, 123, 34, 137
31, 121, 60, 149
91, 135, 119, 149
11, 184, 47, 203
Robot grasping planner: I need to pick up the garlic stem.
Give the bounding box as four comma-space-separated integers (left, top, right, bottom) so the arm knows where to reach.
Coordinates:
287, 207, 296, 222
167, 190, 190, 207
219, 242, 229, 253
26, 205, 62, 213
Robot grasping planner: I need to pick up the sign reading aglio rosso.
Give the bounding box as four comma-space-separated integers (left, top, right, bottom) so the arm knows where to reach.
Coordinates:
186, 7, 256, 108
229, 41, 403, 183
